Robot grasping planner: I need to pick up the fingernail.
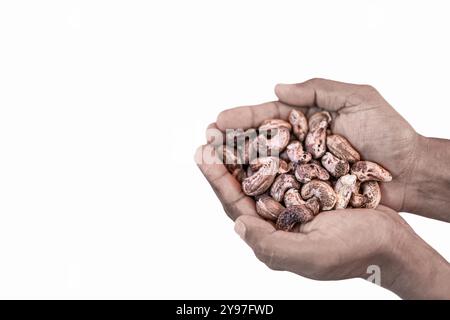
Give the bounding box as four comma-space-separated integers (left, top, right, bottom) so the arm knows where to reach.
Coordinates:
234, 220, 246, 239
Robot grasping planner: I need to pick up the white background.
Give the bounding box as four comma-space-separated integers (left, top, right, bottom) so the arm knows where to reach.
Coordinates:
0, 0, 449, 299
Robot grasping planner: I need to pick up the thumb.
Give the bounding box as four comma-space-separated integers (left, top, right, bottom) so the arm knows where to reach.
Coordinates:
275, 78, 374, 111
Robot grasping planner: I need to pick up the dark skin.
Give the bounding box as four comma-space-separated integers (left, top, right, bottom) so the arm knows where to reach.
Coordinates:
195, 78, 450, 299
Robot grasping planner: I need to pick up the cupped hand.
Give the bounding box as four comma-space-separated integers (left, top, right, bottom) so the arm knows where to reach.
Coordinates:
274, 79, 421, 211
233, 205, 407, 283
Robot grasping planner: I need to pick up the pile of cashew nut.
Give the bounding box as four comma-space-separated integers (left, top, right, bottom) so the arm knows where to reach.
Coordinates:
219, 110, 392, 231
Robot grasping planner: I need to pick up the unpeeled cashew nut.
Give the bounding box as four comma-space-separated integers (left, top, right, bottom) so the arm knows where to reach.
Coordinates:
284, 188, 305, 207
349, 181, 366, 208
321, 152, 350, 178
334, 174, 357, 209
276, 205, 314, 231
309, 111, 332, 131
217, 145, 246, 182
242, 157, 280, 196
295, 161, 330, 184
259, 119, 292, 131
351, 161, 392, 182
305, 197, 320, 215
326, 134, 361, 163
270, 174, 300, 202
256, 127, 291, 156
256, 195, 285, 221
305, 111, 332, 159
286, 140, 312, 164
361, 181, 381, 209
301, 180, 337, 211
289, 109, 308, 142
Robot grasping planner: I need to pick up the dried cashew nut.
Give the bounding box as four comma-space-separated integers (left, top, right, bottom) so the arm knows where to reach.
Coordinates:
270, 174, 300, 202
289, 109, 308, 142
301, 180, 337, 211
284, 188, 306, 207
361, 181, 381, 209
242, 157, 280, 196
286, 140, 312, 164
321, 152, 350, 178
255, 126, 291, 156
349, 181, 366, 208
256, 195, 285, 221
334, 174, 357, 209
295, 161, 330, 184
276, 205, 314, 231
259, 119, 292, 131
326, 134, 360, 164
309, 111, 332, 131
351, 161, 392, 182
305, 197, 320, 215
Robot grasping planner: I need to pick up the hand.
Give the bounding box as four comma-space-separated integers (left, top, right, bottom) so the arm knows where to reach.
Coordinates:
194, 78, 450, 298
274, 78, 420, 213
234, 206, 450, 299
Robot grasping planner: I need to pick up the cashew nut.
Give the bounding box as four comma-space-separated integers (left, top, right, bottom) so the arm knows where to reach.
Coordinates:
305, 197, 320, 215
321, 152, 350, 178
256, 195, 285, 221
270, 174, 300, 202
334, 174, 357, 209
351, 161, 392, 182
289, 109, 308, 142
286, 140, 312, 164
361, 181, 381, 209
295, 161, 330, 184
301, 180, 337, 211
242, 157, 280, 196
284, 188, 306, 207
326, 134, 360, 163
276, 205, 314, 231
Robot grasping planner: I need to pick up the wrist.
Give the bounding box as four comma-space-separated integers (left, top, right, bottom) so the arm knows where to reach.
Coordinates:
402, 135, 450, 221
382, 224, 450, 299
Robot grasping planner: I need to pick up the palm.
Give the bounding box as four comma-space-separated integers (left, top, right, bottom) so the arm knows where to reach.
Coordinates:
329, 99, 418, 211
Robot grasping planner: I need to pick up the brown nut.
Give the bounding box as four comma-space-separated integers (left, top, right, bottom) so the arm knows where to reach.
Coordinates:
256, 195, 285, 221
284, 188, 305, 207
301, 180, 337, 211
286, 140, 312, 164
305, 119, 328, 159
259, 119, 292, 131
305, 197, 320, 215
250, 157, 289, 174
233, 128, 258, 164
278, 159, 291, 174
321, 152, 350, 178
270, 174, 300, 202
217, 145, 239, 170
361, 181, 381, 209
350, 194, 366, 208
255, 126, 291, 156
289, 109, 308, 142
295, 162, 330, 184
351, 161, 392, 182
334, 174, 357, 209
326, 134, 361, 164
308, 111, 332, 131
242, 157, 279, 196
276, 205, 314, 231
349, 181, 366, 208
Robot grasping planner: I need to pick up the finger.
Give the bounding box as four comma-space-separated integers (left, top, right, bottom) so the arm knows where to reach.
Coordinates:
235, 215, 307, 271
376, 204, 397, 215
216, 101, 304, 131
205, 122, 224, 145
194, 144, 257, 220
275, 78, 375, 111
